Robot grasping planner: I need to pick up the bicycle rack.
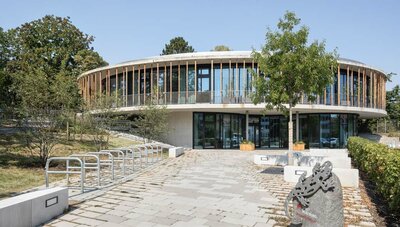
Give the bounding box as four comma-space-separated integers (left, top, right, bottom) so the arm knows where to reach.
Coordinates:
69, 154, 101, 186
45, 157, 84, 193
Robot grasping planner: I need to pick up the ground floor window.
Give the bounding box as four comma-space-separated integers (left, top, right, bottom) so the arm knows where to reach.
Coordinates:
193, 112, 358, 149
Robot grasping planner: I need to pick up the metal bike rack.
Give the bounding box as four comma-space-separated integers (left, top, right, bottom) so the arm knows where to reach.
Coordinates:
100, 150, 126, 177
117, 148, 142, 172
45, 157, 84, 193
69, 154, 101, 186
88, 151, 115, 180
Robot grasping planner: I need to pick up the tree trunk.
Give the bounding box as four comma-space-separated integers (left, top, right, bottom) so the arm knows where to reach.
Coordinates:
66, 121, 69, 141
288, 107, 294, 165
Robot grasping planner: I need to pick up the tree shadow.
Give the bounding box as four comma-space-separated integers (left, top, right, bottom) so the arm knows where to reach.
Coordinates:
261, 166, 284, 175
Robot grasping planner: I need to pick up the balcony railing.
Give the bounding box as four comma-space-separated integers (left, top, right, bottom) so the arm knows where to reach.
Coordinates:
102, 90, 382, 110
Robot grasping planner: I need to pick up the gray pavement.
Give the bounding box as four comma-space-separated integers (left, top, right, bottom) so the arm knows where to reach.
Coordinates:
45, 150, 375, 227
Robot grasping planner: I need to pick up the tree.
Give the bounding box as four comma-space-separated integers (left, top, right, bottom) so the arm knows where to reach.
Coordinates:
133, 89, 169, 142
0, 27, 16, 109
251, 12, 338, 165
4, 15, 108, 164
161, 37, 194, 55
212, 45, 232, 51
386, 85, 400, 125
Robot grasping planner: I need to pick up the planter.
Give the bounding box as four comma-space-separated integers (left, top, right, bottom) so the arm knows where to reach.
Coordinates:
240, 143, 255, 151
293, 143, 305, 151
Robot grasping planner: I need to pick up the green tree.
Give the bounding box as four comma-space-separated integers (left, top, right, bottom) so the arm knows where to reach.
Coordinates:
251, 12, 338, 164
386, 85, 400, 125
161, 37, 194, 55
4, 15, 108, 164
8, 15, 108, 112
0, 27, 16, 109
133, 88, 169, 142
212, 45, 232, 51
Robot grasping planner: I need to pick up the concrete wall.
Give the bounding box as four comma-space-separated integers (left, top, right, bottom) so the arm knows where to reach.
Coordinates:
166, 111, 192, 148
0, 187, 68, 227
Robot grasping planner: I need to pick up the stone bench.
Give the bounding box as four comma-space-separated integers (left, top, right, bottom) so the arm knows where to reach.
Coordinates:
254, 154, 352, 169
0, 187, 68, 227
284, 165, 359, 188
169, 147, 184, 158
309, 148, 348, 157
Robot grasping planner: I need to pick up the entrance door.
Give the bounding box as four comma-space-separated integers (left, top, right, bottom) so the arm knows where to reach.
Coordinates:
248, 123, 260, 148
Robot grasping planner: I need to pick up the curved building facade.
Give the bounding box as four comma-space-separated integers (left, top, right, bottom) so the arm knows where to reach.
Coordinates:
78, 51, 387, 149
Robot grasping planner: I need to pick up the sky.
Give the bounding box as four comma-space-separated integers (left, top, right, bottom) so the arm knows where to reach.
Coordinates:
2, 0, 399, 90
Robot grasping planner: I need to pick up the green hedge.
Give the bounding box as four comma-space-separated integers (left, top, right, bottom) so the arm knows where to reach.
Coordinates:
348, 137, 400, 212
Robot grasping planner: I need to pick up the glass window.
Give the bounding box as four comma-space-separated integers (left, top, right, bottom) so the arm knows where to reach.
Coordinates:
353, 71, 358, 106
193, 113, 204, 149
333, 74, 338, 105
110, 75, 116, 93
320, 114, 331, 148
308, 115, 320, 148
366, 75, 371, 107
222, 64, 230, 97
179, 65, 186, 103
340, 69, 347, 105
213, 65, 221, 103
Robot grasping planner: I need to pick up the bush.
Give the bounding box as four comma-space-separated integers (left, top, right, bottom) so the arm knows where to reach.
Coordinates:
348, 137, 400, 212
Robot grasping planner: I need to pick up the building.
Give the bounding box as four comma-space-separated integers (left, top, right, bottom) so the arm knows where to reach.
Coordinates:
78, 51, 387, 149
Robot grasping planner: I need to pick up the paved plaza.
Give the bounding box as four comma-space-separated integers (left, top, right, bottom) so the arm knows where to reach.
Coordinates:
46, 150, 376, 227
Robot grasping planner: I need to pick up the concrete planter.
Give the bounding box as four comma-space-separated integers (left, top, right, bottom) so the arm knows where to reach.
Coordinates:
240, 144, 255, 151
293, 143, 305, 151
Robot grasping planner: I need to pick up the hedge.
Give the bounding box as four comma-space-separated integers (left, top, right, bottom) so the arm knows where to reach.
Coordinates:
348, 137, 400, 212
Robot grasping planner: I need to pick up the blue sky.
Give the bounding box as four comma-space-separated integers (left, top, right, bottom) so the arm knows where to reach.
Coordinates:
2, 0, 399, 90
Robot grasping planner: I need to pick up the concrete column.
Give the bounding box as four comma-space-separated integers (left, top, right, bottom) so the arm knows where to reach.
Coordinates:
296, 111, 299, 142
245, 111, 249, 140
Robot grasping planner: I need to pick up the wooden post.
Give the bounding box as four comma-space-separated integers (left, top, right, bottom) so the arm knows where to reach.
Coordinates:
347, 66, 350, 105
144, 64, 147, 104
132, 66, 135, 105
194, 61, 197, 101
137, 65, 141, 105
337, 65, 340, 106
229, 60, 232, 97
157, 63, 159, 103
357, 68, 360, 107
178, 62, 181, 101
150, 64, 153, 100
211, 60, 214, 102
186, 61, 188, 101
169, 62, 172, 103
164, 64, 167, 103
220, 62, 223, 100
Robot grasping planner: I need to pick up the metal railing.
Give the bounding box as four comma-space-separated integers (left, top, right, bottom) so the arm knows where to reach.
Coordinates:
45, 157, 85, 193
45, 142, 175, 193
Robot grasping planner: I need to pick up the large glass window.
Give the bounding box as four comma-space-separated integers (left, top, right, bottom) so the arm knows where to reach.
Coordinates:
179, 65, 186, 104
366, 75, 371, 107
213, 65, 221, 103
340, 69, 347, 105
353, 71, 358, 106
197, 66, 211, 103
222, 64, 230, 98
188, 66, 195, 103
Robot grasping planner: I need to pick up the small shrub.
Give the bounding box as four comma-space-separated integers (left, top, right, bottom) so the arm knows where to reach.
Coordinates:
348, 137, 400, 213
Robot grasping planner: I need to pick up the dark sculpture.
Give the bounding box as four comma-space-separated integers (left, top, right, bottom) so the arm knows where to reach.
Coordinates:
284, 161, 344, 226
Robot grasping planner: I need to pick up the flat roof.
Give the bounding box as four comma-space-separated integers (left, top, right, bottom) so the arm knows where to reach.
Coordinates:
78, 51, 386, 79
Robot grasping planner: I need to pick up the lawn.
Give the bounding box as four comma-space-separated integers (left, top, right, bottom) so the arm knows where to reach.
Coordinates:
0, 132, 138, 198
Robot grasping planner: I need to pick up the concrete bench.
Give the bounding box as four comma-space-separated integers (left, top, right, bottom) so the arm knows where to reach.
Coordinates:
169, 147, 184, 158
309, 148, 348, 157
0, 187, 68, 227
284, 165, 359, 188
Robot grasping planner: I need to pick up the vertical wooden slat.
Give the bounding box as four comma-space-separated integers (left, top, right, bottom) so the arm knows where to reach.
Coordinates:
347, 66, 350, 105
178, 62, 181, 99
169, 62, 172, 103
144, 64, 147, 104
357, 68, 360, 107
186, 61, 188, 100
235, 62, 239, 97
337, 65, 340, 106
220, 62, 223, 99
150, 65, 153, 100
157, 63, 159, 103
229, 60, 232, 97
132, 65, 135, 106
211, 60, 214, 102
243, 60, 246, 98
194, 61, 197, 100
164, 64, 167, 103
137, 65, 141, 105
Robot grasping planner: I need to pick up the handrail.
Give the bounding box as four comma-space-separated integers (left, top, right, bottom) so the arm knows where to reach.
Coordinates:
45, 157, 84, 193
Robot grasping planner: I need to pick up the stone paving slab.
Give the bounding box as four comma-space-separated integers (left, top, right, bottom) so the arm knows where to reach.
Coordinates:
45, 150, 375, 227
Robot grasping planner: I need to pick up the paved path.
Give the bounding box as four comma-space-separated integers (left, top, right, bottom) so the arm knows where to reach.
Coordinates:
46, 150, 375, 227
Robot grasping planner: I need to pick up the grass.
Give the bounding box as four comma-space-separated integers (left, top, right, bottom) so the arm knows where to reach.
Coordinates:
0, 132, 138, 199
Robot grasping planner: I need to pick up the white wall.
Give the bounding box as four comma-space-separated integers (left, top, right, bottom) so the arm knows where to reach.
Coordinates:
166, 111, 192, 148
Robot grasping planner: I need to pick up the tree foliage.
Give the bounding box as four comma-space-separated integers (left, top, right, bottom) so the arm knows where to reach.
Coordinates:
161, 37, 194, 55
5, 15, 108, 112
252, 12, 338, 112
251, 11, 338, 155
1, 15, 108, 164
386, 85, 400, 123
212, 45, 231, 51
133, 90, 169, 142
